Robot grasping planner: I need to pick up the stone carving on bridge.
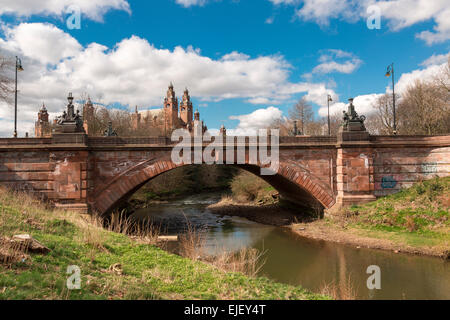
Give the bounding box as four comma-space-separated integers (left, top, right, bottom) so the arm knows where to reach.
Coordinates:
342, 98, 366, 132
104, 121, 118, 137
54, 92, 85, 133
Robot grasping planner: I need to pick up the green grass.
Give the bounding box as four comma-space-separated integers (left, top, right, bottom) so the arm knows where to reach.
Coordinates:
229, 170, 278, 204
0, 188, 326, 300
345, 177, 449, 250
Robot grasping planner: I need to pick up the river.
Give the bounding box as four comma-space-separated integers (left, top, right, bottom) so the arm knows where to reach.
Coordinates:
130, 192, 450, 300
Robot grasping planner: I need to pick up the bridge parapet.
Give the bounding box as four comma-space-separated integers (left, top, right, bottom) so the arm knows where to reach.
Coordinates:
0, 138, 52, 145
0, 133, 449, 215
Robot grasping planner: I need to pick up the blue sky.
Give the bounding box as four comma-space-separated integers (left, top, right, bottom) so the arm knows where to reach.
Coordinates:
0, 0, 449, 136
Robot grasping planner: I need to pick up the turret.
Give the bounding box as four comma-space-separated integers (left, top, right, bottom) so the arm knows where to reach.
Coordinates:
131, 105, 141, 130
35, 103, 51, 137
163, 83, 179, 131
180, 87, 193, 125
83, 96, 94, 134
220, 124, 226, 136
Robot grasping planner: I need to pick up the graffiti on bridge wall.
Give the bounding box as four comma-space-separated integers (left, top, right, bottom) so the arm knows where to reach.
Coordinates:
381, 176, 397, 189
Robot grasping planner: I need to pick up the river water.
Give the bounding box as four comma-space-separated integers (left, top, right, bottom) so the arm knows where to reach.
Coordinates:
131, 193, 450, 300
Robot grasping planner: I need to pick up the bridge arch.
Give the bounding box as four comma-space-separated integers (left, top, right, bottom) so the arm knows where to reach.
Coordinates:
91, 158, 336, 215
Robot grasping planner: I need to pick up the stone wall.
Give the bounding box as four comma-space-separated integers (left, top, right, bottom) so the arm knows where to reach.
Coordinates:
0, 135, 448, 215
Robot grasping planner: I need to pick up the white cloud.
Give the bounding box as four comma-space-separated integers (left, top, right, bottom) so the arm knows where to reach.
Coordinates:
371, 0, 450, 45
229, 106, 283, 135
318, 93, 383, 117
0, 23, 82, 65
0, 22, 335, 137
175, 0, 208, 7
269, 0, 298, 4
317, 53, 449, 117
296, 0, 361, 26
0, 0, 130, 21
265, 17, 275, 24
420, 53, 449, 67
275, 0, 450, 44
246, 97, 274, 105
395, 61, 447, 94
309, 49, 362, 75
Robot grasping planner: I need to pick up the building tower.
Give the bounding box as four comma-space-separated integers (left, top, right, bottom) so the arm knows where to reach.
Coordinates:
131, 105, 141, 130
83, 96, 94, 134
35, 103, 51, 137
194, 109, 200, 121
180, 88, 193, 127
163, 83, 179, 132
220, 124, 226, 136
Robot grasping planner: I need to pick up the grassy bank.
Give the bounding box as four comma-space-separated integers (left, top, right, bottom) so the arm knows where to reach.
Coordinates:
0, 188, 326, 300
228, 170, 278, 204
293, 177, 450, 258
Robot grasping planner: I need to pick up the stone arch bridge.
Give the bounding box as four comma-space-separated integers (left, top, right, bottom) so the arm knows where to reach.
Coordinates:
0, 133, 449, 215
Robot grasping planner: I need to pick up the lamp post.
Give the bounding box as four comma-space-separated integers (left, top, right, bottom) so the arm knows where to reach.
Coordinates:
327, 94, 333, 136
385, 63, 396, 135
13, 56, 24, 138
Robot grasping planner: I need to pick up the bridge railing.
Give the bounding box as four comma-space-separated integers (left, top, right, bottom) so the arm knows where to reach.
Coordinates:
0, 138, 52, 145
87, 135, 338, 146
279, 136, 337, 144
370, 135, 450, 141
88, 136, 172, 145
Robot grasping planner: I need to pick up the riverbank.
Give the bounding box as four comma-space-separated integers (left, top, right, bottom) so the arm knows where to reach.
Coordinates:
208, 196, 315, 226
0, 188, 326, 300
292, 177, 449, 259
209, 177, 449, 259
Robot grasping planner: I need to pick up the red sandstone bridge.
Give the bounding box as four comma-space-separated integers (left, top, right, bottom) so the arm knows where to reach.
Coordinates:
0, 132, 449, 215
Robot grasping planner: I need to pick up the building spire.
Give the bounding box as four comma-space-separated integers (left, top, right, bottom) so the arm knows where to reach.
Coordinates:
194, 109, 200, 121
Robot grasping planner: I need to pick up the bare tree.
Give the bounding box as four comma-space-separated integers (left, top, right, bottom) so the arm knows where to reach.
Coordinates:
317, 112, 341, 135
369, 93, 400, 135
289, 97, 314, 135
0, 55, 14, 104
432, 56, 450, 93
398, 79, 450, 135
269, 117, 291, 136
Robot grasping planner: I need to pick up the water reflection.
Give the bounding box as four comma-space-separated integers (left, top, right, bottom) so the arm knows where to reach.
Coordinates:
131, 193, 450, 300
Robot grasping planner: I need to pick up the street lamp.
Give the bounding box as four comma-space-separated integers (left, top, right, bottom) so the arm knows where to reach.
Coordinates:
385, 63, 397, 135
13, 56, 24, 138
327, 94, 333, 136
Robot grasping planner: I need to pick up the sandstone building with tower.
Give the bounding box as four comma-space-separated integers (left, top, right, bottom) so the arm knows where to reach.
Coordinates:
34, 103, 51, 138
34, 84, 207, 137
131, 83, 207, 134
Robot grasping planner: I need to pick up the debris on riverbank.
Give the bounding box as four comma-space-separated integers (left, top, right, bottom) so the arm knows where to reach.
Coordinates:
207, 196, 315, 226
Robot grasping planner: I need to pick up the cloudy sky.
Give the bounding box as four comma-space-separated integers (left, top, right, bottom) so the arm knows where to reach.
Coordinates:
0, 0, 448, 136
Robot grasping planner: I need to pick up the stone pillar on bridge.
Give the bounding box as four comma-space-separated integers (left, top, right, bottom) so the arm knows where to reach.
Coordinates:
50, 93, 90, 213
335, 98, 375, 208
